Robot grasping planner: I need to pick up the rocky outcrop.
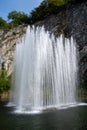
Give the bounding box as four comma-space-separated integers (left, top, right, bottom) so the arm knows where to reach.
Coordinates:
35, 1, 87, 87
0, 1, 87, 88
0, 25, 26, 76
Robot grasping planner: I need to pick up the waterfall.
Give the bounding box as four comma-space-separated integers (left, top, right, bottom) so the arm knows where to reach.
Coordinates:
10, 26, 78, 113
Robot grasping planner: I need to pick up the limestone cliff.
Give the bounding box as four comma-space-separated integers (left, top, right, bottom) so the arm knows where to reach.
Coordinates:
0, 25, 26, 76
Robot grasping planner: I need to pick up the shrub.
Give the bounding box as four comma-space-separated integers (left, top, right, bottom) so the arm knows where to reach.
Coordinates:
0, 69, 11, 93
8, 11, 30, 27
0, 17, 8, 30
48, 0, 65, 6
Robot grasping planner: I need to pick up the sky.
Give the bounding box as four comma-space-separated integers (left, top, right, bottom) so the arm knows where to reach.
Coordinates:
0, 0, 43, 21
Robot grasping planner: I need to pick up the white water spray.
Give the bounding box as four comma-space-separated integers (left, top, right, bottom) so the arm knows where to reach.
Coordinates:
10, 26, 78, 112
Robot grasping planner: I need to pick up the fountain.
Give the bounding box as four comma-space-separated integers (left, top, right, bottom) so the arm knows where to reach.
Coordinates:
9, 26, 78, 113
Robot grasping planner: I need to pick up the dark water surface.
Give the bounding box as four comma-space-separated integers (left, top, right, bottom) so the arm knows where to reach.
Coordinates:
0, 102, 87, 130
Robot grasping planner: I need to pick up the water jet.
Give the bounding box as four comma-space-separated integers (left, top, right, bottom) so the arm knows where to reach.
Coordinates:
9, 26, 78, 113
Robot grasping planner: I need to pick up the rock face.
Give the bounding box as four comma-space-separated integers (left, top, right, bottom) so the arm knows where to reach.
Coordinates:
0, 1, 87, 88
0, 25, 26, 76
35, 1, 87, 87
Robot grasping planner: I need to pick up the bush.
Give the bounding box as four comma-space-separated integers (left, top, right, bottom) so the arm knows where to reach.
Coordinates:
48, 0, 65, 6
0, 69, 11, 93
0, 17, 8, 30
29, 1, 48, 23
29, 0, 85, 24
29, 0, 63, 23
0, 0, 85, 29
8, 11, 30, 27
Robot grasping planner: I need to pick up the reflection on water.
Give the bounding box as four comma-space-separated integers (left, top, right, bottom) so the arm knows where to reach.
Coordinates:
0, 102, 87, 130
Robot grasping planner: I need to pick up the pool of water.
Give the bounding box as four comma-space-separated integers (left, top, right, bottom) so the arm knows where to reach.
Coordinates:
0, 102, 87, 130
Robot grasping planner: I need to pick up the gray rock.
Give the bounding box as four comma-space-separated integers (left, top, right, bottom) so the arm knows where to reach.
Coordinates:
0, 2, 87, 88
35, 2, 87, 87
0, 25, 26, 76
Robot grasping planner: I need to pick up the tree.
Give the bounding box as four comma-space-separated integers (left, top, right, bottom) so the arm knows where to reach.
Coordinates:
30, 1, 48, 23
29, 0, 66, 23
8, 11, 30, 27
0, 17, 8, 29
47, 0, 65, 6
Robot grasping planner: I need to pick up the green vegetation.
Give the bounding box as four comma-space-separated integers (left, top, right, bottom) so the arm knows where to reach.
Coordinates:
24, 0, 85, 24
8, 11, 30, 28
0, 0, 86, 96
0, 0, 84, 29
29, 0, 66, 23
0, 69, 11, 93
0, 11, 30, 30
0, 17, 9, 30
48, 0, 65, 6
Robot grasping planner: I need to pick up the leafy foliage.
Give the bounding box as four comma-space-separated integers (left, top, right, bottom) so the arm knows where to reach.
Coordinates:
0, 69, 11, 93
29, 0, 85, 24
29, 1, 48, 23
48, 0, 65, 6
8, 11, 30, 27
0, 0, 85, 29
29, 0, 67, 24
0, 17, 8, 29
